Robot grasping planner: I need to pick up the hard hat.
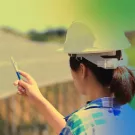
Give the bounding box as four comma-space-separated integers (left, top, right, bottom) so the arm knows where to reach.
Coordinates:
57, 21, 131, 53
57, 22, 130, 69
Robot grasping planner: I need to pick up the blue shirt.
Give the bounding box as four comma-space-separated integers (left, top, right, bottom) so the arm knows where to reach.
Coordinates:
59, 97, 135, 135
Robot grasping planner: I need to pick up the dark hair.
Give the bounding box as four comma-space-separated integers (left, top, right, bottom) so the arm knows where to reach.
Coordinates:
69, 56, 135, 104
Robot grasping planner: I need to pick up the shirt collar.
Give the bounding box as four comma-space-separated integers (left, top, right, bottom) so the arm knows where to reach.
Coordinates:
85, 97, 121, 110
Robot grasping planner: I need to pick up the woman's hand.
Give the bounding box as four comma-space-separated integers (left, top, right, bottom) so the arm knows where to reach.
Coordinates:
14, 70, 66, 134
14, 70, 43, 104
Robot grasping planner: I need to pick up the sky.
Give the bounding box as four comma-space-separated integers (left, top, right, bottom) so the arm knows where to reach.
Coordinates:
0, 0, 135, 33
0, 0, 76, 33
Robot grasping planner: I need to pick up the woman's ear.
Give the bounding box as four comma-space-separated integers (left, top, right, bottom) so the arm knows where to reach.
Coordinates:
79, 63, 88, 79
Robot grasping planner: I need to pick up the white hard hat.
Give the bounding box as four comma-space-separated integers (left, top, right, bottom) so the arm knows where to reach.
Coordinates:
57, 22, 131, 69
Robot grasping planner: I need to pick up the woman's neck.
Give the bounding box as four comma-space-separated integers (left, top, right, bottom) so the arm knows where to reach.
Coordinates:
85, 81, 112, 101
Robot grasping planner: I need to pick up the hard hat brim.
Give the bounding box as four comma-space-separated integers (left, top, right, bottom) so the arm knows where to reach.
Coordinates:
56, 47, 124, 54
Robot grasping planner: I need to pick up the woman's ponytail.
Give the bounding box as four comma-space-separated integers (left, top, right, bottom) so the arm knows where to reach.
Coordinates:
110, 67, 135, 104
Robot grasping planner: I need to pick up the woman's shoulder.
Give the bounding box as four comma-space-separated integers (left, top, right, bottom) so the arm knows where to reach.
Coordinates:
63, 102, 135, 135
66, 107, 106, 129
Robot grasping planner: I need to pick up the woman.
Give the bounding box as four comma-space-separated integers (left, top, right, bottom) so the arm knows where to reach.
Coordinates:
14, 22, 135, 135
